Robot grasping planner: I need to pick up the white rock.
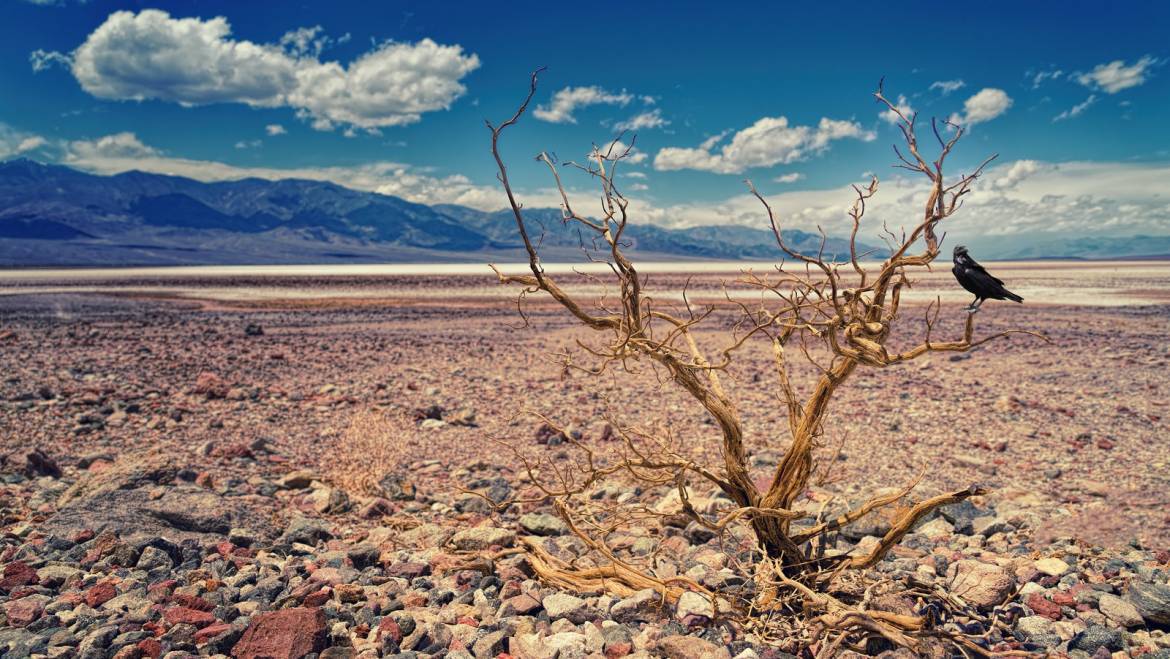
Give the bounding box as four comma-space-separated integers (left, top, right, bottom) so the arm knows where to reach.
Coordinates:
1034, 557, 1071, 577
676, 590, 715, 620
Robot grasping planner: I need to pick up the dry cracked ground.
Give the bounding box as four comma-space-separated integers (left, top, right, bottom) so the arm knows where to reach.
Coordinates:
1, 265, 1169, 658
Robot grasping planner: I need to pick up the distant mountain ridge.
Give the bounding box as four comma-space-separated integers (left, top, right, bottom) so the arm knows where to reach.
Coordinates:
0, 159, 865, 267
1, 159, 1164, 267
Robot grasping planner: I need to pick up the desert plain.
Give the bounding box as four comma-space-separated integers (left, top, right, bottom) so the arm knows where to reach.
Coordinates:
1, 259, 1169, 658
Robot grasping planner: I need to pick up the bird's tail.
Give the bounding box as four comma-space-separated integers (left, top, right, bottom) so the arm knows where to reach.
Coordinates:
1005, 291, 1023, 303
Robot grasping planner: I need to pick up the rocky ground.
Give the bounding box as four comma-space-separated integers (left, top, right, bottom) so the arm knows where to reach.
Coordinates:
1, 271, 1169, 658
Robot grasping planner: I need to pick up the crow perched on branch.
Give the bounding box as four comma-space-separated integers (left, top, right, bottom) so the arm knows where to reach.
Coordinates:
952, 245, 1023, 312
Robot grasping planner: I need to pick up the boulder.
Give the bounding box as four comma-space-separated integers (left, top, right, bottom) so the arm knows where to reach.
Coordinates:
231, 607, 325, 659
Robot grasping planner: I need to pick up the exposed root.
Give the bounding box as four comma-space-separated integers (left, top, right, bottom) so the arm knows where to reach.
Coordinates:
520, 536, 709, 604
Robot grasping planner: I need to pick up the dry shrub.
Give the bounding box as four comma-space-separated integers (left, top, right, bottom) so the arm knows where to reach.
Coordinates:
326, 409, 416, 499
474, 71, 1048, 656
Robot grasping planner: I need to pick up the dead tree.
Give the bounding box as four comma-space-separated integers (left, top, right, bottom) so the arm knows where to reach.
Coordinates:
481, 71, 1046, 652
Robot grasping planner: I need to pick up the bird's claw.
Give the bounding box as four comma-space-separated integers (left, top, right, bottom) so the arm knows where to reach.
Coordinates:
966, 306, 981, 314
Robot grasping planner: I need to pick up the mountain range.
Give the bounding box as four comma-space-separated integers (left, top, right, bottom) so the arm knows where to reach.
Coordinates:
0, 158, 1165, 267
0, 159, 864, 267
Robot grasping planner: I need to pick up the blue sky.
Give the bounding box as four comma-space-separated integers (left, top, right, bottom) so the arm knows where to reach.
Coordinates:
1, 0, 1168, 247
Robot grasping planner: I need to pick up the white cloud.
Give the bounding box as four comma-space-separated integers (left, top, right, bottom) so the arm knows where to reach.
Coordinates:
1075, 56, 1157, 94
590, 140, 648, 165
265, 124, 286, 136
635, 159, 1170, 247
0, 124, 49, 158
773, 172, 805, 184
653, 116, 875, 174
1029, 69, 1064, 89
628, 183, 649, 192
625, 171, 647, 179
59, 132, 566, 211
929, 79, 966, 95
1053, 95, 1097, 122
29, 48, 71, 72
278, 26, 347, 59
50, 133, 1170, 242
614, 108, 670, 132
36, 9, 479, 132
879, 94, 914, 124
949, 88, 1013, 126
533, 86, 632, 124
234, 139, 262, 149
991, 159, 1042, 190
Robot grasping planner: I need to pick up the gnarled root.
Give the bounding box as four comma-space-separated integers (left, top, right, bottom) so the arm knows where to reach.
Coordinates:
520, 536, 711, 604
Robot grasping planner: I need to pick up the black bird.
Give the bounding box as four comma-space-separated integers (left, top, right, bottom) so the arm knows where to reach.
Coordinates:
951, 245, 1023, 312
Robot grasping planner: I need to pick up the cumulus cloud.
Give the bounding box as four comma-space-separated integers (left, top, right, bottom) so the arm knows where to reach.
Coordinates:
653, 116, 875, 174
1075, 55, 1157, 93
949, 88, 1013, 126
879, 94, 914, 124
614, 108, 670, 132
991, 160, 1042, 190
929, 79, 966, 95
0, 123, 49, 158
265, 124, 286, 136
773, 172, 805, 184
34, 9, 480, 131
1053, 95, 1097, 122
636, 159, 1170, 247
533, 86, 633, 124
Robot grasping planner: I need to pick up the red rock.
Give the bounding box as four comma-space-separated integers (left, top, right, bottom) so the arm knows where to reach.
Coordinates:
1026, 592, 1063, 621
195, 471, 214, 488
303, 587, 332, 607
0, 561, 39, 590
1051, 590, 1076, 606
86, 581, 118, 607
377, 617, 402, 644
72, 529, 96, 544
387, 561, 429, 579
605, 641, 633, 659
401, 592, 427, 608
4, 596, 45, 627
195, 622, 233, 644
170, 593, 214, 611
164, 606, 216, 627
1097, 438, 1115, 450
457, 615, 478, 627
194, 372, 230, 399
137, 638, 163, 658
232, 607, 325, 659
112, 647, 143, 659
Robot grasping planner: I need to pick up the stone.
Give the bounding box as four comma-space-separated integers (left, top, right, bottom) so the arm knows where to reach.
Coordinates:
164, 606, 216, 628
472, 629, 507, 658
279, 515, 332, 545
947, 560, 1015, 608
1097, 593, 1143, 628
194, 372, 230, 399
1025, 592, 1063, 621
543, 593, 591, 623
545, 632, 588, 659
1069, 625, 1124, 654
450, 527, 515, 550
231, 607, 325, 659
611, 588, 665, 623
1014, 615, 1057, 642
4, 596, 46, 627
676, 591, 715, 621
657, 634, 732, 659
1033, 557, 1070, 577
1129, 581, 1170, 626
86, 581, 118, 607
971, 515, 1013, 537
1, 561, 39, 590
136, 545, 174, 571
519, 513, 569, 536
278, 470, 316, 489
